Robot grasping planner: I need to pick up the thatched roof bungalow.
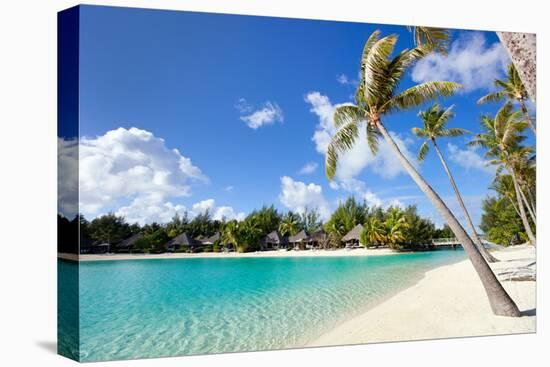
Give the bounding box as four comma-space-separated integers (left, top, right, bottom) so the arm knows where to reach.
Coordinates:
307, 229, 328, 249
342, 224, 364, 248
116, 233, 143, 253
288, 229, 309, 250
262, 230, 288, 250
165, 232, 200, 252
199, 232, 221, 245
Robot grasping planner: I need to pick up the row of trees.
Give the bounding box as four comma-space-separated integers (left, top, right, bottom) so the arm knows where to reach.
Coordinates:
75, 197, 453, 254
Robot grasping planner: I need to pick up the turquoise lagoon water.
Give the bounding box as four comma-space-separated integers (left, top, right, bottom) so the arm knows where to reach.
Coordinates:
59, 250, 465, 361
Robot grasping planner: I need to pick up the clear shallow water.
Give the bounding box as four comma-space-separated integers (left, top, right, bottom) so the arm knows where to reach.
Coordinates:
59, 250, 465, 361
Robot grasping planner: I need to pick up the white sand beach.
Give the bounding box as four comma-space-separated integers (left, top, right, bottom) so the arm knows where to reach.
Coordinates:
307, 245, 536, 346
58, 247, 397, 261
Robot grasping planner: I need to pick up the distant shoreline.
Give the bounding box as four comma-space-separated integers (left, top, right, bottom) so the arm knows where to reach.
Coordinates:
58, 247, 405, 261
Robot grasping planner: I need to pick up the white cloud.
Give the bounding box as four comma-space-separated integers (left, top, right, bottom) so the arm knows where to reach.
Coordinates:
79, 127, 207, 223
237, 98, 284, 129
332, 177, 407, 209
411, 32, 509, 91
305, 91, 416, 184
224, 185, 234, 192
279, 176, 330, 219
298, 162, 318, 175
58, 137, 79, 219
447, 143, 495, 174
191, 198, 245, 221
116, 193, 186, 225
192, 199, 215, 213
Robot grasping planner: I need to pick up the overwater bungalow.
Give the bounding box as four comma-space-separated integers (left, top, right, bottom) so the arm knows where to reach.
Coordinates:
165, 232, 202, 252
262, 230, 288, 250
307, 229, 328, 249
342, 224, 364, 248
116, 233, 143, 253
288, 229, 309, 250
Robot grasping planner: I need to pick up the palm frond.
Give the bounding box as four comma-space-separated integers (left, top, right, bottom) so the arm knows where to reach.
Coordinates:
325, 123, 360, 180
412, 27, 450, 54
387, 81, 461, 111
411, 127, 426, 137
362, 34, 398, 103
417, 141, 430, 162
333, 105, 362, 128
366, 123, 382, 155
477, 91, 506, 105
440, 128, 470, 137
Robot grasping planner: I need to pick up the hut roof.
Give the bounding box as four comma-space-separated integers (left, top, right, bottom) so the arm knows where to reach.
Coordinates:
310, 229, 327, 241
288, 229, 309, 243
342, 224, 364, 242
199, 232, 220, 245
264, 230, 287, 245
166, 232, 196, 247
117, 233, 143, 249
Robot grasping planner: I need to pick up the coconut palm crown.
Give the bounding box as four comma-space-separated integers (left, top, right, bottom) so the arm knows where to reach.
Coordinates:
326, 31, 461, 180
477, 63, 535, 134
412, 104, 469, 161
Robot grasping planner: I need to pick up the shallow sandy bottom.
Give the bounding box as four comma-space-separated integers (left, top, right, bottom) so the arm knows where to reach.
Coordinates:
58, 248, 397, 261
306, 245, 536, 346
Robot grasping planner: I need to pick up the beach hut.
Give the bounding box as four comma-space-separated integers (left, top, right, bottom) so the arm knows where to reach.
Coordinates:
199, 232, 221, 245
91, 242, 111, 254
307, 229, 328, 249
165, 232, 201, 252
262, 230, 288, 250
342, 224, 364, 248
288, 229, 309, 250
116, 233, 143, 253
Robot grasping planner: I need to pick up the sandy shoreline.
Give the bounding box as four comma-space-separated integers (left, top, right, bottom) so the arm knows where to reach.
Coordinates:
58, 247, 399, 261
306, 245, 536, 346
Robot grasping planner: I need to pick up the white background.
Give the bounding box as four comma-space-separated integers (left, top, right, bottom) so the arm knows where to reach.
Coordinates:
0, 0, 547, 366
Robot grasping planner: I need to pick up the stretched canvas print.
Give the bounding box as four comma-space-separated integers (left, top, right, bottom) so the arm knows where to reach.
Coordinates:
58, 4, 537, 362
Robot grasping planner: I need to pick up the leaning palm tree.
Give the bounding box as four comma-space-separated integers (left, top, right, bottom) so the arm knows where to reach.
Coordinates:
412, 104, 498, 263
327, 30, 520, 316
470, 103, 536, 246
477, 63, 536, 135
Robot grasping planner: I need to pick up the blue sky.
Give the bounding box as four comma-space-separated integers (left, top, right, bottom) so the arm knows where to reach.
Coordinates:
71, 5, 534, 228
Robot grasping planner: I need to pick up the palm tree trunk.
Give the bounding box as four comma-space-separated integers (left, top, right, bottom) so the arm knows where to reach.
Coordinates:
431, 139, 499, 262
507, 197, 521, 218
519, 101, 536, 135
519, 184, 536, 223
526, 187, 536, 216
509, 166, 536, 246
497, 32, 536, 102
375, 119, 520, 316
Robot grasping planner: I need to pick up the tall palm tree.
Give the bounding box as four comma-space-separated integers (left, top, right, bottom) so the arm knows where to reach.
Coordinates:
477, 64, 536, 135
327, 30, 520, 316
470, 103, 536, 246
412, 104, 499, 263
